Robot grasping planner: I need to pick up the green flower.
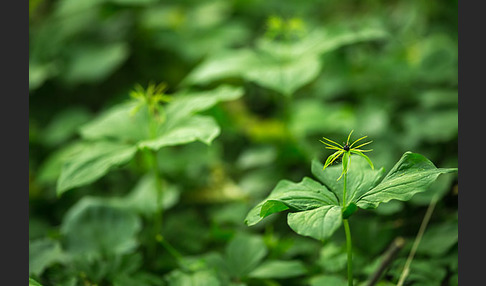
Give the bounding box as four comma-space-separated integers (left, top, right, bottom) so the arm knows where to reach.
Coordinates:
320, 130, 374, 180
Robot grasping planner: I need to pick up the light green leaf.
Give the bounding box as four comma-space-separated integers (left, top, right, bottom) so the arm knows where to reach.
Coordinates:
137, 115, 220, 150
182, 50, 255, 86
56, 141, 137, 195
309, 274, 347, 286
243, 54, 322, 96
166, 269, 221, 286
356, 152, 457, 209
61, 197, 141, 257
248, 260, 306, 279
62, 42, 129, 84
29, 238, 64, 276
42, 107, 92, 146
80, 101, 151, 142
123, 173, 180, 216
225, 233, 268, 278
287, 205, 342, 241
29, 278, 43, 286
164, 85, 244, 124
80, 85, 243, 147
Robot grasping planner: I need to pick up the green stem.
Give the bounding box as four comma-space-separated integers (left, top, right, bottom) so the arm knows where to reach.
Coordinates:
148, 150, 164, 261
342, 172, 347, 208
342, 171, 353, 286
396, 194, 439, 286
343, 219, 353, 286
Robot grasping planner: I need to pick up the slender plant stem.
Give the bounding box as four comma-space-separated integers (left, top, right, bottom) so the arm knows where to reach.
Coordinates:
396, 194, 439, 286
342, 171, 353, 286
343, 219, 353, 286
342, 172, 348, 208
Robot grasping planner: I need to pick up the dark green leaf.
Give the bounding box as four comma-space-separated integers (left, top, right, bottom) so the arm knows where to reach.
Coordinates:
356, 152, 457, 209
248, 260, 307, 279
61, 197, 141, 257
225, 233, 267, 278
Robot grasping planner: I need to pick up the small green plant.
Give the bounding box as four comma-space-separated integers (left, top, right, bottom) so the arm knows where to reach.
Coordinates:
245, 130, 457, 285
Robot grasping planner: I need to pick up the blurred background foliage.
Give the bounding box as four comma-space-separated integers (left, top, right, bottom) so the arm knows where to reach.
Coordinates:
29, 0, 457, 285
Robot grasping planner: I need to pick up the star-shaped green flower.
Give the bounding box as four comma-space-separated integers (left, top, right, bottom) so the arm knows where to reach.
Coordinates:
320, 130, 374, 180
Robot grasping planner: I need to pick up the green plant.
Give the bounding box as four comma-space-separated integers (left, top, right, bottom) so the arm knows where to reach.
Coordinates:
245, 130, 457, 285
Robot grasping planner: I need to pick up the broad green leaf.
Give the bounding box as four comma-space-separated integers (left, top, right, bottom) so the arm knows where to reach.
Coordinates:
182, 50, 255, 86
29, 238, 64, 276
225, 233, 268, 278
166, 269, 221, 286
56, 141, 137, 195
356, 152, 457, 209
29, 278, 43, 286
317, 242, 347, 273
260, 178, 339, 214
245, 177, 338, 226
37, 141, 87, 185
123, 173, 180, 216
416, 221, 457, 256
42, 107, 92, 146
311, 157, 384, 207
243, 54, 322, 96
164, 85, 244, 125
287, 205, 342, 241
80, 101, 152, 142
137, 115, 220, 150
309, 274, 347, 286
62, 42, 129, 84
81, 85, 243, 147
61, 197, 141, 257
248, 260, 306, 279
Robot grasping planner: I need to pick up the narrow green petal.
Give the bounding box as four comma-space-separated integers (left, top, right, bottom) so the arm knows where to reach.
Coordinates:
351, 150, 374, 170
352, 140, 373, 150
323, 150, 343, 170
349, 135, 368, 148
321, 137, 343, 148
346, 130, 354, 145
325, 146, 342, 151
319, 140, 341, 150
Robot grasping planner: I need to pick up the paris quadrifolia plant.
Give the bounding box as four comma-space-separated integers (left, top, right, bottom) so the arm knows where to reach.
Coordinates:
245, 130, 457, 285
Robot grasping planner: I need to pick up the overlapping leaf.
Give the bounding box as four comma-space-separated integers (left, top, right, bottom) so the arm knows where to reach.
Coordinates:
57, 85, 243, 195
245, 152, 457, 241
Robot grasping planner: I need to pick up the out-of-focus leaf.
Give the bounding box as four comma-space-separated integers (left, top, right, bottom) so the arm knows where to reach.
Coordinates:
29, 278, 43, 286
248, 260, 306, 279
123, 174, 180, 216
37, 141, 87, 185
138, 115, 220, 150
416, 222, 457, 256
317, 242, 347, 273
225, 233, 267, 278
56, 141, 137, 195
29, 61, 57, 91
244, 54, 322, 96
402, 109, 458, 144
309, 274, 347, 286
29, 238, 65, 276
289, 99, 356, 137
62, 42, 129, 84
42, 107, 92, 146
61, 197, 141, 257
389, 259, 446, 286
166, 269, 221, 286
